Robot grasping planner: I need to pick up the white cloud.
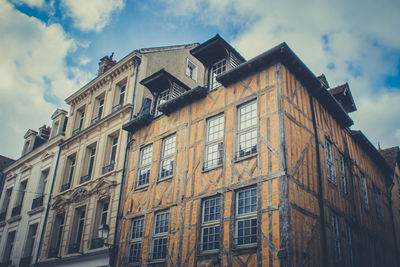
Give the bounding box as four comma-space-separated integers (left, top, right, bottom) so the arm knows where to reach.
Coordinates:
0, 0, 91, 159
164, 0, 400, 149
61, 0, 125, 32
11, 0, 45, 8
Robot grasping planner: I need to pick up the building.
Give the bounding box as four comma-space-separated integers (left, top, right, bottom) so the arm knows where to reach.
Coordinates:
379, 146, 400, 257
0, 155, 15, 199
0, 109, 67, 267
116, 35, 398, 267
36, 44, 204, 267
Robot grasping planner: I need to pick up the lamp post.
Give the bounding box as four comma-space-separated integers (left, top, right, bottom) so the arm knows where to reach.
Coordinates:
98, 224, 110, 246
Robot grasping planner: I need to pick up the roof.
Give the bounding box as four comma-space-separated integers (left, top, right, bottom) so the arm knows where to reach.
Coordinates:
190, 34, 246, 66
379, 146, 400, 172
350, 130, 393, 184
217, 42, 354, 128
140, 69, 190, 96
317, 74, 330, 88
138, 43, 199, 53
0, 155, 15, 172
329, 83, 357, 113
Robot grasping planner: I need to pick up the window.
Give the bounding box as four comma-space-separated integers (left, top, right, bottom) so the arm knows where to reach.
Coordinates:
159, 135, 176, 179
152, 210, 169, 260
330, 212, 342, 262
52, 121, 60, 137
91, 201, 109, 249
92, 97, 104, 124
82, 146, 96, 183
374, 187, 383, 219
209, 59, 226, 90
237, 100, 257, 159
12, 180, 27, 216
73, 107, 85, 134
344, 222, 354, 267
118, 85, 126, 106
32, 169, 48, 209
69, 206, 86, 254
62, 155, 75, 191
204, 114, 224, 170
200, 196, 221, 251
48, 213, 64, 258
338, 153, 348, 194
3, 231, 16, 262
235, 187, 257, 246
23, 223, 38, 260
103, 136, 117, 174
136, 145, 152, 187
0, 188, 12, 220
325, 139, 336, 184
360, 174, 369, 210
186, 59, 197, 81
127, 217, 144, 264
155, 89, 169, 117
22, 140, 31, 155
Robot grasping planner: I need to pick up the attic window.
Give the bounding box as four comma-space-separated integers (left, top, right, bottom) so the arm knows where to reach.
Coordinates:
186, 59, 197, 81
209, 59, 226, 90
155, 90, 169, 117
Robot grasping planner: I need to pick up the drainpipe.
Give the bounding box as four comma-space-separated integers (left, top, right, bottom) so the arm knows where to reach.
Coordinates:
109, 56, 140, 267
35, 140, 63, 264
309, 92, 329, 267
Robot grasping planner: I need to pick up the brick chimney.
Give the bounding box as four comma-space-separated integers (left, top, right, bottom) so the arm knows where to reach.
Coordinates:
38, 125, 51, 140
98, 53, 116, 75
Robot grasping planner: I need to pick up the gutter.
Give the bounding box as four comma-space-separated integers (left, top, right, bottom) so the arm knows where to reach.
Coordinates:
110, 57, 141, 267
35, 140, 63, 264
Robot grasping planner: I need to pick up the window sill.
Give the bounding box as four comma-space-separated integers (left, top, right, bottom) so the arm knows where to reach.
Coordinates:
234, 153, 257, 163
232, 243, 258, 254
157, 176, 173, 183
28, 206, 45, 216
202, 164, 223, 173
7, 215, 22, 224
148, 259, 166, 266
198, 249, 219, 256
134, 184, 149, 192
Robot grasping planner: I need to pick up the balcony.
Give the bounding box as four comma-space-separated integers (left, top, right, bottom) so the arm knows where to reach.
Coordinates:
11, 205, 22, 217
31, 195, 44, 210
48, 247, 59, 258
0, 260, 11, 267
112, 103, 122, 112
80, 174, 91, 184
91, 116, 101, 125
60, 182, 70, 192
19, 256, 31, 267
68, 243, 80, 254
90, 238, 104, 249
72, 127, 81, 136
0, 211, 6, 222
102, 163, 114, 174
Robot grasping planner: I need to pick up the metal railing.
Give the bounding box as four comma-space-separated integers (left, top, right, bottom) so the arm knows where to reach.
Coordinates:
90, 238, 104, 249
102, 163, 114, 174
48, 247, 59, 258
112, 103, 122, 112
91, 116, 101, 125
31, 195, 44, 209
11, 205, 22, 217
80, 174, 91, 184
72, 128, 81, 136
60, 182, 71, 192
68, 243, 80, 254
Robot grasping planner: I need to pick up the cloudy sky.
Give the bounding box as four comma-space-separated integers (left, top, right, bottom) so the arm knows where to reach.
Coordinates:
1, 0, 399, 160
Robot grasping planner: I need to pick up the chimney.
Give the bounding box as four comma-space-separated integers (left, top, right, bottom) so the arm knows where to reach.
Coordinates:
38, 125, 51, 140
98, 53, 116, 75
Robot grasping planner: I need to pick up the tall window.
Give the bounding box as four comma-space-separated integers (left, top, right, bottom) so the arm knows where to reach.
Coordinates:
38, 169, 49, 196
360, 174, 369, 210
325, 139, 336, 184
204, 114, 224, 169
97, 97, 104, 119
136, 145, 152, 187
91, 201, 109, 249
127, 217, 144, 264
3, 231, 16, 262
237, 100, 257, 158
69, 206, 86, 254
23, 223, 38, 261
109, 136, 118, 164
236, 187, 257, 246
74, 107, 85, 134
118, 85, 126, 106
344, 222, 353, 267
13, 180, 27, 216
62, 155, 75, 191
374, 187, 383, 219
159, 135, 176, 179
338, 153, 348, 194
152, 210, 169, 260
48, 213, 64, 258
87, 147, 96, 177
330, 212, 342, 262
186, 59, 197, 81
200, 196, 221, 251
155, 90, 169, 116
209, 59, 226, 90
0, 188, 12, 220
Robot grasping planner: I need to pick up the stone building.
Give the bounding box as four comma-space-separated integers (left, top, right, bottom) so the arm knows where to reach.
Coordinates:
116, 35, 398, 267
36, 44, 204, 267
0, 109, 67, 267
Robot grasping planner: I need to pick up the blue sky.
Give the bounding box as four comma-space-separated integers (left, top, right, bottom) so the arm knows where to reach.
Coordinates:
1, 0, 400, 159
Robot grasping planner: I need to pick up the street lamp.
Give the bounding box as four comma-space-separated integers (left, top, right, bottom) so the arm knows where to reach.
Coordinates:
98, 224, 110, 246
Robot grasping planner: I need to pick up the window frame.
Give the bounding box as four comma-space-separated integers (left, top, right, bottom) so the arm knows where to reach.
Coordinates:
330, 212, 342, 262
186, 58, 197, 81
360, 174, 369, 210
338, 153, 348, 194
236, 100, 258, 159
200, 195, 221, 252
235, 186, 258, 247
48, 213, 65, 257
155, 89, 170, 117
127, 216, 144, 264
68, 206, 86, 254
325, 139, 337, 185
136, 145, 153, 188
204, 114, 224, 170
209, 58, 226, 90
151, 210, 169, 261
159, 134, 176, 180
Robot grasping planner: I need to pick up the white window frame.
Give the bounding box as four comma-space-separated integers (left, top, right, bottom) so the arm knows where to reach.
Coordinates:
235, 187, 257, 246
209, 59, 226, 90
236, 100, 257, 159
159, 135, 176, 179
374, 186, 383, 219
200, 196, 221, 252
127, 216, 144, 264
155, 89, 169, 117
325, 139, 336, 184
136, 145, 153, 188
204, 114, 224, 170
360, 174, 369, 210
338, 153, 348, 194
151, 210, 169, 260
186, 58, 197, 81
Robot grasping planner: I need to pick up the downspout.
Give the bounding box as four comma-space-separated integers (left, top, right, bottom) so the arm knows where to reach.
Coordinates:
110, 56, 140, 267
35, 140, 63, 264
309, 91, 329, 267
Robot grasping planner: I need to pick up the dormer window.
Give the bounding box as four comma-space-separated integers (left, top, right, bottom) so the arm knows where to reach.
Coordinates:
186, 59, 197, 81
210, 59, 226, 90
155, 89, 169, 117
